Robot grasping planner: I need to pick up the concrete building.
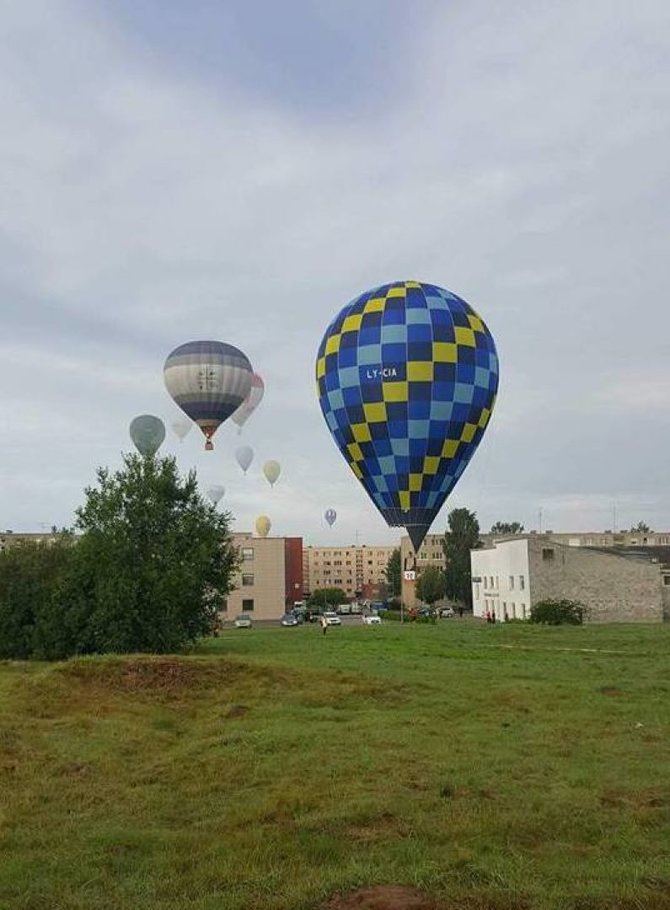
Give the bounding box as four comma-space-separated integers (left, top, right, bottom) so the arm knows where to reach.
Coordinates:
401, 529, 670, 609
471, 537, 664, 623
302, 544, 396, 600
224, 533, 303, 621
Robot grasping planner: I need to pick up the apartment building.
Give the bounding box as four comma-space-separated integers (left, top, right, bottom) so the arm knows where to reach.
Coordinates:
471, 536, 665, 623
224, 533, 303, 621
302, 544, 396, 600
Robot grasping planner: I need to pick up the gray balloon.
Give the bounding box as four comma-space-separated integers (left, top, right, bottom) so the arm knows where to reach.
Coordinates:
130, 415, 166, 457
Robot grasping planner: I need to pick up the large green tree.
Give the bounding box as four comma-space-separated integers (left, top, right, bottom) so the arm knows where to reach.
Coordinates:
415, 565, 446, 606
443, 508, 481, 607
383, 548, 401, 598
66, 454, 240, 655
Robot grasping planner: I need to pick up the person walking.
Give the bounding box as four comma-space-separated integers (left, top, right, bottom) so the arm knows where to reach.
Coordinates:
320, 614, 328, 636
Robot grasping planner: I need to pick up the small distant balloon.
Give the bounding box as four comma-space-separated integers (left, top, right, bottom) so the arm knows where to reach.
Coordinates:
235, 445, 254, 474
207, 485, 225, 506
255, 515, 271, 537
130, 415, 166, 457
263, 460, 281, 487
163, 340, 254, 450
325, 508, 337, 527
171, 416, 193, 442
231, 372, 264, 433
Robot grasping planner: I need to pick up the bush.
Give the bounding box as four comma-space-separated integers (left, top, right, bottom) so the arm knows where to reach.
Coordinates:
382, 609, 402, 621
529, 599, 586, 625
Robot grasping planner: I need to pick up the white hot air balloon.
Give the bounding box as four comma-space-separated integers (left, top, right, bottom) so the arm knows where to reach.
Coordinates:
207, 485, 225, 506
235, 445, 254, 474
325, 508, 337, 527
163, 341, 254, 450
171, 416, 193, 443
263, 460, 281, 487
255, 515, 271, 537
231, 373, 264, 433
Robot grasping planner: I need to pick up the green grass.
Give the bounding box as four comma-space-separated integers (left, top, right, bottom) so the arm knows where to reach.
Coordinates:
1, 621, 669, 909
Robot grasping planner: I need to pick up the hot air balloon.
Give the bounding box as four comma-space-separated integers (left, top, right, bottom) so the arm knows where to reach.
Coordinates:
316, 281, 498, 552
263, 460, 281, 487
129, 415, 166, 457
163, 341, 254, 450
207, 485, 225, 506
171, 416, 193, 442
325, 508, 337, 527
235, 445, 254, 474
255, 515, 271, 537
231, 372, 264, 433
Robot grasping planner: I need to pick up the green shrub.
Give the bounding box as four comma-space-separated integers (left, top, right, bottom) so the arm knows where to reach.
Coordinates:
382, 609, 402, 621
529, 598, 586, 625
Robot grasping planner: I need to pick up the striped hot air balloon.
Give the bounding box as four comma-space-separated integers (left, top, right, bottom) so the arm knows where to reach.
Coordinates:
163, 341, 253, 450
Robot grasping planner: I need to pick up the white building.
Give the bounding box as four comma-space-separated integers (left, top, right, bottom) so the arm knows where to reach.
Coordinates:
471, 538, 530, 620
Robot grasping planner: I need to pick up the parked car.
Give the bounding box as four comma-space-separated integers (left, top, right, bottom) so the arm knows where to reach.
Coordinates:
439, 606, 456, 619
362, 614, 382, 625
322, 611, 342, 626
234, 614, 253, 629
370, 601, 387, 613
338, 603, 351, 615
350, 603, 362, 614
416, 606, 437, 620
280, 613, 299, 627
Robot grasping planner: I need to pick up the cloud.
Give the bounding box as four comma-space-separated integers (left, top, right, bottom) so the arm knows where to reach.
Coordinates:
0, 0, 668, 538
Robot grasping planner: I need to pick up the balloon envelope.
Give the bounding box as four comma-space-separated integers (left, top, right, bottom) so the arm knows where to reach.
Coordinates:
235, 445, 254, 474
163, 340, 253, 450
171, 416, 193, 442
325, 508, 337, 527
263, 460, 281, 487
316, 280, 499, 551
130, 415, 166, 457
207, 485, 225, 506
231, 372, 264, 432
255, 515, 271, 537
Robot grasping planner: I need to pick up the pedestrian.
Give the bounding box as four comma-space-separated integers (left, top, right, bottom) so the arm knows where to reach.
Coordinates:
485, 609, 491, 624
458, 606, 464, 619
320, 614, 328, 636
491, 609, 496, 624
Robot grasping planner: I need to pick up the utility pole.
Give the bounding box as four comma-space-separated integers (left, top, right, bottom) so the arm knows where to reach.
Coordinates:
538, 507, 543, 533
612, 503, 617, 533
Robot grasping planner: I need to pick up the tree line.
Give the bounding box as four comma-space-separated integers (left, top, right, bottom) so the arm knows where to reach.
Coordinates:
0, 455, 240, 659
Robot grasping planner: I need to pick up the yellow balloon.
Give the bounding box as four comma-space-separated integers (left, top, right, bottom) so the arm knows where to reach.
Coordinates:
255, 515, 271, 537
263, 460, 281, 487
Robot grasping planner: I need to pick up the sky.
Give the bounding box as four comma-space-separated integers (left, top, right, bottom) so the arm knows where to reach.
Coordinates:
1, 0, 669, 546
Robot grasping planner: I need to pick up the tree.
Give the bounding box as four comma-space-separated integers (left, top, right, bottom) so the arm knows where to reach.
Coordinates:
307, 588, 347, 610
65, 454, 240, 655
630, 521, 652, 533
443, 508, 481, 607
415, 565, 446, 605
383, 548, 401, 598
529, 599, 586, 625
490, 521, 525, 535
0, 534, 77, 660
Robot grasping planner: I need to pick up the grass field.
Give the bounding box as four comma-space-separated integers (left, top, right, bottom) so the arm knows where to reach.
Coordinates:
1, 620, 669, 909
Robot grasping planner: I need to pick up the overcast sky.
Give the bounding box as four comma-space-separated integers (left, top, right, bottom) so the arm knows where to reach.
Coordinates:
1, 0, 668, 545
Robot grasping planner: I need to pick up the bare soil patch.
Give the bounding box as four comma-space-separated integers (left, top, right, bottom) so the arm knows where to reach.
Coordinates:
322, 885, 441, 910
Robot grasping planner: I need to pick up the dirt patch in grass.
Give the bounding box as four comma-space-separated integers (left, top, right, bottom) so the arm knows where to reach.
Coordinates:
599, 686, 625, 697
322, 885, 441, 909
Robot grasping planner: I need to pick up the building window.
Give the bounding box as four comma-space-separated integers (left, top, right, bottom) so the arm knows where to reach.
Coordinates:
664, 576, 670, 586
542, 548, 555, 561
521, 604, 526, 619
241, 547, 254, 561
519, 575, 525, 590
242, 599, 254, 611
474, 584, 480, 599
241, 574, 254, 586
511, 603, 516, 619
483, 577, 488, 589
490, 576, 494, 588
509, 575, 515, 589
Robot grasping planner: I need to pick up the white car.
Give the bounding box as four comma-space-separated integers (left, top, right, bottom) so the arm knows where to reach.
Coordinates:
362, 614, 382, 625
322, 611, 342, 626
234, 614, 253, 628
439, 607, 456, 619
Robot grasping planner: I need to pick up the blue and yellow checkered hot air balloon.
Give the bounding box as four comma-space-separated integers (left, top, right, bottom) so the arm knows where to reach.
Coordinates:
316, 281, 499, 552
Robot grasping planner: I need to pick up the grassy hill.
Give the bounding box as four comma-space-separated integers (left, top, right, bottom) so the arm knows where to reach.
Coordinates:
1, 621, 669, 909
